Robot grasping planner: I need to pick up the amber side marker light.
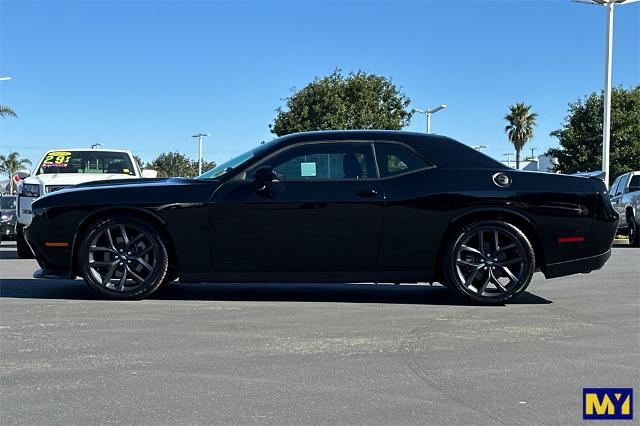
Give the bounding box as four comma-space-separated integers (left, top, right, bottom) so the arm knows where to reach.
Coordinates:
558, 237, 585, 243
44, 242, 69, 247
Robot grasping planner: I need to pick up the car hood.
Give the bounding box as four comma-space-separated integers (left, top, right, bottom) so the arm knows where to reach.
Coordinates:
1, 208, 16, 216
24, 173, 139, 187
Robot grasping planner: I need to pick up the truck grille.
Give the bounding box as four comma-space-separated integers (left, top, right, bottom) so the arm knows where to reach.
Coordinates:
45, 185, 71, 194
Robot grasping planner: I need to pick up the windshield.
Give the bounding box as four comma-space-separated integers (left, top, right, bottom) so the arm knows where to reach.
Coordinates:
0, 197, 16, 210
38, 151, 135, 176
196, 148, 259, 180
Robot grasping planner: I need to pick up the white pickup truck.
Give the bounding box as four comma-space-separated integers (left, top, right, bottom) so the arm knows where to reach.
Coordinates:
16, 149, 156, 258
609, 171, 640, 247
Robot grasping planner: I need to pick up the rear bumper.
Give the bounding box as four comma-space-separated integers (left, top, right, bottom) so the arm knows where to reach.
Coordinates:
544, 249, 611, 279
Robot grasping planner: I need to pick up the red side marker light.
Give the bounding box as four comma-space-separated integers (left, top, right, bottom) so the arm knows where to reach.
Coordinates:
44, 242, 69, 247
558, 236, 584, 243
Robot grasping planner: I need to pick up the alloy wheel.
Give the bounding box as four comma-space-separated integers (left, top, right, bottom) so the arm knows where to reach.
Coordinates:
454, 227, 528, 298
87, 223, 159, 292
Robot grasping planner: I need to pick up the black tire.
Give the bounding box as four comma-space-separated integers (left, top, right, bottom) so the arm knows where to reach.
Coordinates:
627, 215, 640, 247
78, 216, 169, 300
16, 224, 35, 259
443, 220, 535, 305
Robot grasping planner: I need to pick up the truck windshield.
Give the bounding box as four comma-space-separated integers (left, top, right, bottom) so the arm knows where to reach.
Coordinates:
38, 151, 136, 176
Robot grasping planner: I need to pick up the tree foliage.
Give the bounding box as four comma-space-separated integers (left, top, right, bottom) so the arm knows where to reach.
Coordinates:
271, 69, 411, 136
132, 154, 145, 171
0, 105, 17, 118
146, 152, 215, 178
0, 151, 31, 194
546, 86, 640, 184
504, 102, 538, 169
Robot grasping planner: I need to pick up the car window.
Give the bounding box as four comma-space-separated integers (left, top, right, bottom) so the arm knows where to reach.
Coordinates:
629, 175, 640, 191
250, 142, 376, 180
375, 142, 432, 177
37, 151, 135, 176
609, 176, 621, 197
0, 197, 16, 210
615, 174, 628, 196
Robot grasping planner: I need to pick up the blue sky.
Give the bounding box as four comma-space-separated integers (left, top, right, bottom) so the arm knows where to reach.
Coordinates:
1, 0, 639, 168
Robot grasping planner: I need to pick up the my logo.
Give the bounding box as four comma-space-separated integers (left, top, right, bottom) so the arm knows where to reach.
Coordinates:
583, 388, 633, 420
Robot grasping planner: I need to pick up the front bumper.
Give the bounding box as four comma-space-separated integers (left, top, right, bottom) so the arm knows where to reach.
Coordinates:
544, 249, 611, 279
24, 223, 75, 280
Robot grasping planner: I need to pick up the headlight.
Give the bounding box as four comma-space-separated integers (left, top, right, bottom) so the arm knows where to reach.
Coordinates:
21, 184, 41, 197
0, 214, 8, 221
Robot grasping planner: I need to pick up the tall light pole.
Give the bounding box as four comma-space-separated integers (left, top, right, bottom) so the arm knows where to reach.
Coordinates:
574, 0, 639, 186
192, 133, 211, 175
503, 153, 514, 168
411, 105, 447, 134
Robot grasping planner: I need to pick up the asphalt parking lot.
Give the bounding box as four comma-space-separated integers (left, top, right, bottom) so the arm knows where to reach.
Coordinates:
1, 241, 638, 425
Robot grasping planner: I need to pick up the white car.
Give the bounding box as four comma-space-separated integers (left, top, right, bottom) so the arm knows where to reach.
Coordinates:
16, 148, 156, 258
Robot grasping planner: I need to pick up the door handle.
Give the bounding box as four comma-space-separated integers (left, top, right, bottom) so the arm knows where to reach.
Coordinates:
355, 189, 378, 198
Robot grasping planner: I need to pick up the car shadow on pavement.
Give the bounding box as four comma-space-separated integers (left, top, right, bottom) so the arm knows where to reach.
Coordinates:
0, 279, 552, 306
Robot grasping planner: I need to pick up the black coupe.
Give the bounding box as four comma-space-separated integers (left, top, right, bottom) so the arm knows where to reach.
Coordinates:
25, 131, 618, 303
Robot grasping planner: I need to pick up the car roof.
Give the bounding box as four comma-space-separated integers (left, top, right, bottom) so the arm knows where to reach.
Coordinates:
43, 149, 132, 153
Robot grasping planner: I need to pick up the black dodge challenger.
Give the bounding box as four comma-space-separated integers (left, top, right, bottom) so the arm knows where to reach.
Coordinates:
25, 130, 618, 304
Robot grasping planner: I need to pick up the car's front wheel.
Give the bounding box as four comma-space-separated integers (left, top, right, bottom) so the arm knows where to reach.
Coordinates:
78, 217, 169, 300
627, 214, 639, 247
443, 220, 535, 304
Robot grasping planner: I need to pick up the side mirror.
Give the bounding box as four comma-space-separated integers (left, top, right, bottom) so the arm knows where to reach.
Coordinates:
253, 166, 275, 183
141, 169, 158, 178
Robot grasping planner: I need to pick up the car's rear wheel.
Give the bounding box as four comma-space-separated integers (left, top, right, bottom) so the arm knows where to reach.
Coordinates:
627, 215, 639, 247
79, 217, 168, 300
443, 220, 535, 304
16, 224, 35, 259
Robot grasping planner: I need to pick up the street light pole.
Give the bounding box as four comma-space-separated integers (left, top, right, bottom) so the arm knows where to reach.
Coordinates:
192, 133, 211, 175
574, 0, 639, 186
411, 105, 447, 134
602, 0, 615, 187
503, 153, 513, 168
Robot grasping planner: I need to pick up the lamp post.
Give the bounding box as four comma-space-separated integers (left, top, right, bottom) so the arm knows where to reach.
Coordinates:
574, 0, 639, 186
503, 153, 514, 168
192, 133, 211, 175
411, 105, 447, 134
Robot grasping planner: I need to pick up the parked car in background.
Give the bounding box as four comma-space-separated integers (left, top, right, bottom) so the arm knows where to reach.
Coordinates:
609, 171, 640, 247
16, 149, 157, 258
0, 195, 17, 243
25, 131, 618, 304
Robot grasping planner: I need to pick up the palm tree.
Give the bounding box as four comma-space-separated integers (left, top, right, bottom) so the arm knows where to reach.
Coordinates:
504, 102, 538, 169
0, 152, 31, 194
0, 105, 17, 118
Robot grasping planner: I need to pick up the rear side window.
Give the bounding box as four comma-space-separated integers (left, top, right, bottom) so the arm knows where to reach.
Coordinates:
375, 143, 432, 177
629, 175, 640, 191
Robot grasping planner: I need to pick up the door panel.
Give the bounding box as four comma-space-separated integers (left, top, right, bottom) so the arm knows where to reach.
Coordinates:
209, 179, 385, 272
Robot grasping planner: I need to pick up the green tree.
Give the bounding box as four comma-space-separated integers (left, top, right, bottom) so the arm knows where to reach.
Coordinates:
504, 102, 538, 169
132, 154, 145, 171
0, 151, 31, 194
271, 69, 411, 136
0, 105, 17, 118
546, 86, 640, 184
147, 152, 216, 177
